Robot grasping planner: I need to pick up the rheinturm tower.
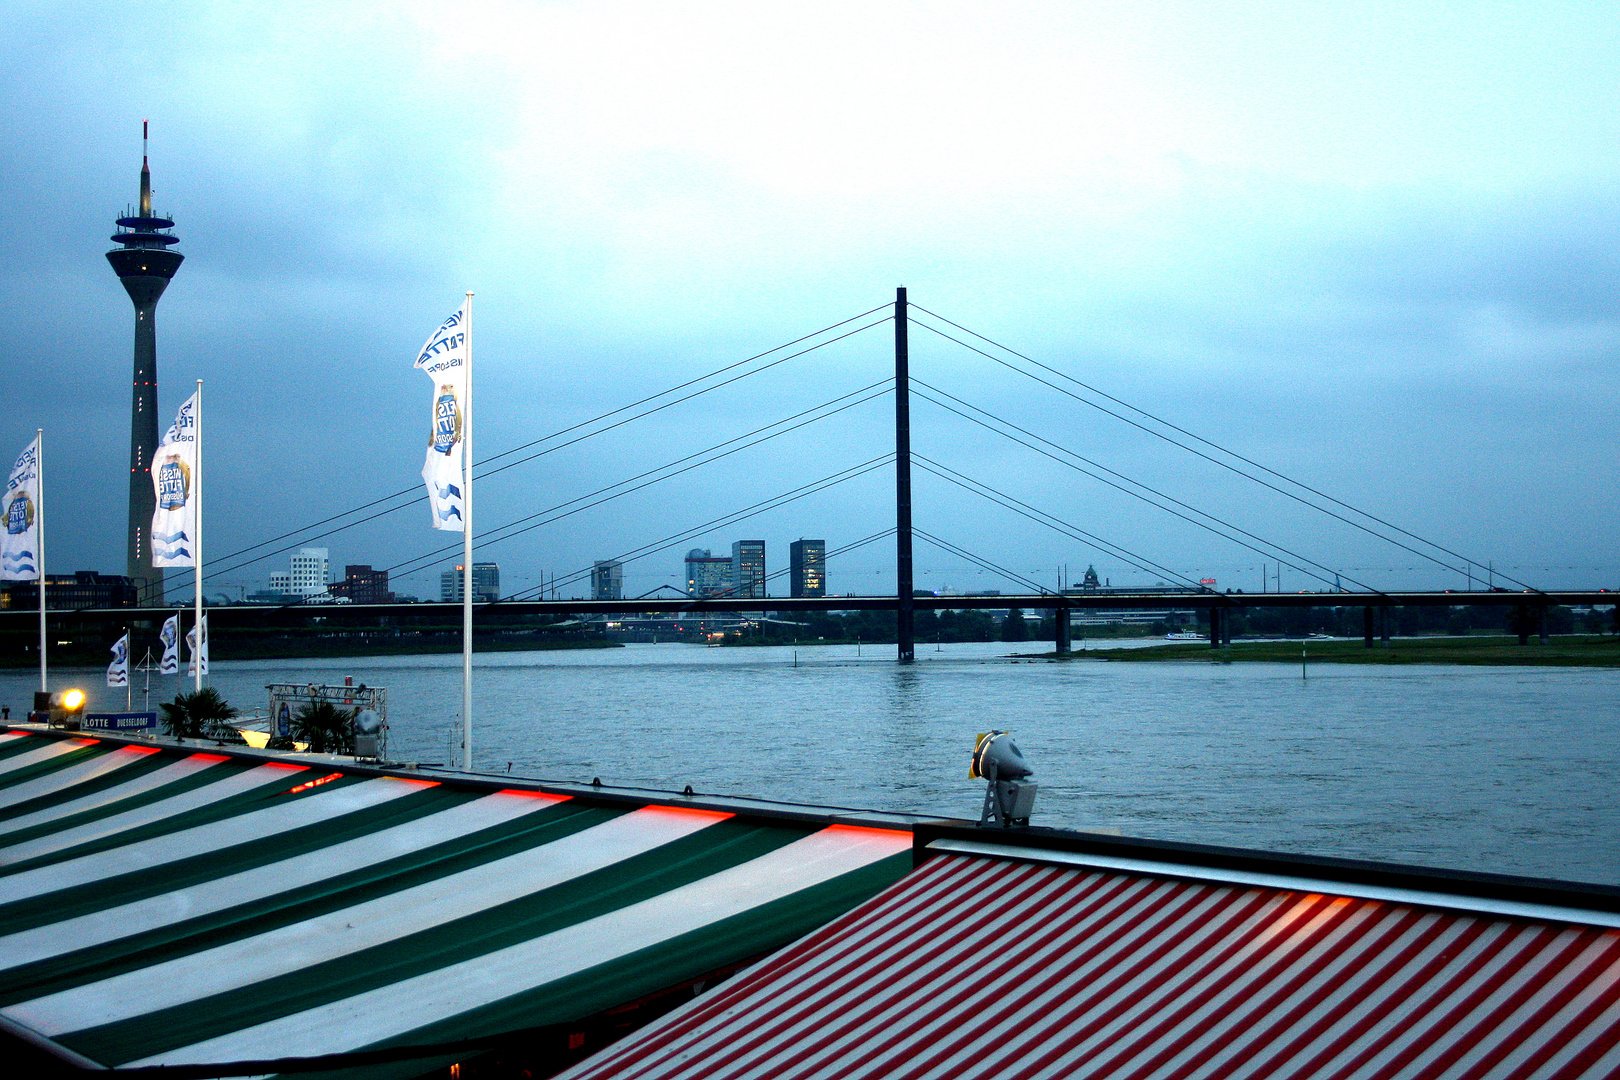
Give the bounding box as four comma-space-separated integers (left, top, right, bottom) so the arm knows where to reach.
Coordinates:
106, 122, 182, 604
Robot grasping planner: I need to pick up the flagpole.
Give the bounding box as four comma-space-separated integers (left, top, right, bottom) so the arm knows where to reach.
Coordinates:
461, 292, 474, 773
124, 628, 131, 711
35, 428, 45, 695
193, 379, 203, 691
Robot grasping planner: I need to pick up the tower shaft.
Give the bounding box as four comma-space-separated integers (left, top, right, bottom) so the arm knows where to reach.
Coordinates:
122, 284, 165, 594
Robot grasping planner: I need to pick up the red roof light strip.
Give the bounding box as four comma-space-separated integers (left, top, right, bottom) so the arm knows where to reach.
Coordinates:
286, 773, 344, 795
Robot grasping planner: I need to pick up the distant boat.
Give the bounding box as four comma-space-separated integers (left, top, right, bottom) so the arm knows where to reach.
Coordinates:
1166, 631, 1205, 641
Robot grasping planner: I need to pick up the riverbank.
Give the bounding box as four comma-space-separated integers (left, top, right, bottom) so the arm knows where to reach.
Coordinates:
0, 633, 620, 668
1049, 634, 1620, 666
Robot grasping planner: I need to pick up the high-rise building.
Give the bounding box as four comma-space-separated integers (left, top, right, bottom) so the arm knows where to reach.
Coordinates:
442, 562, 500, 603
330, 565, 392, 604
290, 548, 330, 596
106, 123, 183, 605
684, 548, 730, 598
790, 539, 826, 598
592, 560, 623, 601
731, 540, 766, 599
473, 562, 500, 603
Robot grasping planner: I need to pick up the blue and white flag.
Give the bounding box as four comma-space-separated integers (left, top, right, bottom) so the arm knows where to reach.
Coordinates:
107, 633, 130, 687
0, 436, 41, 581
414, 301, 468, 532
159, 615, 180, 675
150, 391, 199, 566
186, 615, 208, 677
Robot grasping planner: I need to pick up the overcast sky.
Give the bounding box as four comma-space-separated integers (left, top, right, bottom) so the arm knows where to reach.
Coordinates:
3, 1, 1617, 600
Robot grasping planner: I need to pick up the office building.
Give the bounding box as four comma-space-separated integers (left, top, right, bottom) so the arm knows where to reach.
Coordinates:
592, 560, 623, 601
684, 548, 730, 599
289, 548, 330, 597
442, 562, 500, 603
790, 539, 826, 598
731, 540, 766, 599
330, 565, 392, 604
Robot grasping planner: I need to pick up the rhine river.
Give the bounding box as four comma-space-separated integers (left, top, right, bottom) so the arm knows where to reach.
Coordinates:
7, 641, 1617, 886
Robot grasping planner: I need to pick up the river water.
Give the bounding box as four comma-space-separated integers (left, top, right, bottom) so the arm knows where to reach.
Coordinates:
6, 641, 1617, 886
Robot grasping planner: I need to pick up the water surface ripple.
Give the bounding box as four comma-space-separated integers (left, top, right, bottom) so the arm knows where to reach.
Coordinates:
10, 641, 1617, 885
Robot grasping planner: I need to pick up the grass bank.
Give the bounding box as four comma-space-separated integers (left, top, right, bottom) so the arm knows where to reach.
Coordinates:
1047, 635, 1620, 667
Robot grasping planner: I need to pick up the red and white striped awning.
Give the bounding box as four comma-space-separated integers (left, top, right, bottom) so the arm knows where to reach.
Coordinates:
561, 837, 1620, 1080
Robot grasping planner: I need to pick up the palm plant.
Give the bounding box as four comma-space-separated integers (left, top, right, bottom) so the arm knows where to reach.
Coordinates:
291, 700, 356, 755
159, 688, 242, 743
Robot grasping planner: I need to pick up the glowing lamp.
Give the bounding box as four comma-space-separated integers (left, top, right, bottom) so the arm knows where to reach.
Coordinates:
56, 688, 87, 731
971, 730, 1037, 829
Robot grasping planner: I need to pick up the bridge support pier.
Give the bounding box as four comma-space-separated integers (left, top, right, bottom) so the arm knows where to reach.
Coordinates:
1515, 604, 1531, 646
1209, 607, 1231, 647
1055, 607, 1070, 654
1363, 606, 1375, 648
1538, 605, 1549, 646
1381, 607, 1391, 647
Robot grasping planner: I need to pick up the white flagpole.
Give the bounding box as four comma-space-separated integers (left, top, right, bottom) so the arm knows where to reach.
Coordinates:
193, 379, 203, 691
461, 292, 474, 772
124, 628, 131, 711
35, 428, 45, 695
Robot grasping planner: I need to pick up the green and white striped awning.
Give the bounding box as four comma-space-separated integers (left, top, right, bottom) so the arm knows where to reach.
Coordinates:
0, 729, 913, 1076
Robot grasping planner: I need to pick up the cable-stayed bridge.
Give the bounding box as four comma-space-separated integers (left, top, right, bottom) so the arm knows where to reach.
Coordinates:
6, 290, 1610, 660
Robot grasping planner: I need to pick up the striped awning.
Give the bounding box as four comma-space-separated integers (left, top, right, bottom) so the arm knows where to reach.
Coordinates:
561, 836, 1620, 1080
0, 729, 913, 1074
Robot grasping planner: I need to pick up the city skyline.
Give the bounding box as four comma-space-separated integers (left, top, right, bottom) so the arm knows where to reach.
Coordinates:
3, 5, 1618, 601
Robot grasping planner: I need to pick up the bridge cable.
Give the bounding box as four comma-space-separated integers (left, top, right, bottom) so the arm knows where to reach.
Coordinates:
911, 454, 1236, 590
544, 527, 899, 607
477, 304, 892, 474
737, 527, 898, 597
499, 456, 896, 602
473, 315, 892, 485
910, 380, 1381, 594
169, 305, 892, 591
910, 528, 1056, 597
368, 383, 894, 588
907, 307, 1536, 592
909, 313, 1461, 588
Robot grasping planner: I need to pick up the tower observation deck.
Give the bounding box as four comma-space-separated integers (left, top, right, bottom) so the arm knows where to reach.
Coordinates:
106, 122, 182, 604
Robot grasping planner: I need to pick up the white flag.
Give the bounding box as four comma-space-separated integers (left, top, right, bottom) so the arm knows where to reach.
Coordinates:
159, 615, 180, 675
186, 615, 208, 677
414, 302, 468, 531
151, 391, 199, 567
1, 436, 41, 581
107, 633, 130, 687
